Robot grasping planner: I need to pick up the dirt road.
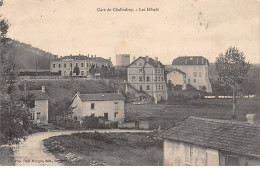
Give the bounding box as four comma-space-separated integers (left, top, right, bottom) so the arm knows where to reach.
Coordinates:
14, 129, 151, 166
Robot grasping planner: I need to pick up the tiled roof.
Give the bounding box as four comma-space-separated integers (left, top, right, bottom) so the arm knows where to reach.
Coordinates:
78, 93, 125, 101
167, 68, 186, 75
20, 90, 49, 100
158, 116, 260, 157
128, 56, 164, 68
172, 56, 209, 65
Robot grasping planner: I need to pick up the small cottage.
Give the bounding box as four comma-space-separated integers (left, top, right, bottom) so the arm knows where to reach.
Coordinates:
71, 92, 125, 122
166, 68, 186, 90
158, 116, 260, 166
20, 86, 49, 125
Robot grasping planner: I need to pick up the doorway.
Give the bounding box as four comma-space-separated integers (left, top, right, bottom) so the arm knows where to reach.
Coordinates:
104, 113, 108, 120
36, 112, 41, 124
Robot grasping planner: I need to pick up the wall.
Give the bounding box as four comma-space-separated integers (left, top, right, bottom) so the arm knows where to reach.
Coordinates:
33, 99, 48, 125
163, 139, 219, 166
71, 95, 125, 122
167, 71, 186, 89
219, 151, 260, 166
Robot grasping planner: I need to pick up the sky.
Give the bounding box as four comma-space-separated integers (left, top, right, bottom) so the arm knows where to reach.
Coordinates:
1, 0, 259, 65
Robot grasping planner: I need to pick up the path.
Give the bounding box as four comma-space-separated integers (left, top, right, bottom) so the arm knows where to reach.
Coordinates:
14, 129, 151, 166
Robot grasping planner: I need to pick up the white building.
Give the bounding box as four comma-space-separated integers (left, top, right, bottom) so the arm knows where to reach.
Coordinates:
167, 68, 187, 90
127, 56, 168, 103
71, 92, 125, 122
50, 54, 113, 77
20, 86, 49, 125
159, 116, 260, 166
171, 56, 212, 93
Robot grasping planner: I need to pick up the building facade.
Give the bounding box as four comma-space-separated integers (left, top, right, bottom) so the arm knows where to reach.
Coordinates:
167, 68, 187, 90
159, 116, 260, 166
116, 54, 130, 67
71, 92, 125, 122
127, 56, 168, 103
20, 86, 49, 125
171, 56, 212, 93
50, 54, 113, 77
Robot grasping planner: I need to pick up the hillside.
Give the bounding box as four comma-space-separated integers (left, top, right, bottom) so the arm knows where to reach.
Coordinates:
5, 39, 56, 71
18, 79, 115, 102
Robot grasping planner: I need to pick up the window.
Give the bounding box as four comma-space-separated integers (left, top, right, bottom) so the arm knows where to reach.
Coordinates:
161, 76, 163, 81
194, 79, 196, 83
185, 144, 193, 165
139, 76, 143, 82
146, 76, 150, 82
81, 71, 84, 75
139, 85, 143, 91
161, 69, 164, 74
156, 85, 158, 90
70, 63, 72, 67
158, 69, 160, 74
114, 102, 118, 109
81, 63, 84, 67
59, 64, 61, 68
64, 63, 66, 68
132, 76, 136, 82
146, 85, 150, 90
91, 103, 95, 110
158, 76, 160, 82
76, 63, 78, 67
53, 64, 55, 68
158, 85, 160, 90
64, 71, 66, 75
139, 69, 143, 73
162, 85, 164, 90
199, 72, 201, 77
194, 72, 197, 77
31, 113, 35, 120
155, 76, 157, 82
155, 69, 157, 73
114, 112, 118, 118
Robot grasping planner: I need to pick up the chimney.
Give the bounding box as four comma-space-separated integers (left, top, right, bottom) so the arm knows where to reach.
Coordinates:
42, 86, 45, 93
146, 55, 149, 62
77, 91, 80, 96
246, 114, 259, 125
133, 56, 136, 62
155, 57, 158, 62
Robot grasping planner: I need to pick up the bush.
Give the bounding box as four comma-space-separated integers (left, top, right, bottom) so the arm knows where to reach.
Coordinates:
81, 116, 109, 129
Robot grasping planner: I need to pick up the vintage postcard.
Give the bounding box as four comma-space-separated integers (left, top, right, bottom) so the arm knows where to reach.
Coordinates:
0, 0, 259, 166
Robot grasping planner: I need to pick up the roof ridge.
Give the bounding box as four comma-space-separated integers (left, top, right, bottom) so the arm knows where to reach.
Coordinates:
189, 116, 260, 127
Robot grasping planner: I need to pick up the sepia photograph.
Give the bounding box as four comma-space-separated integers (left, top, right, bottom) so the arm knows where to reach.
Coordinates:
0, 0, 259, 167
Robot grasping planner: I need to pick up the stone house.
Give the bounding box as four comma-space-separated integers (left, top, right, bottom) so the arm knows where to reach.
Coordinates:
127, 56, 168, 103
50, 54, 112, 77
158, 116, 260, 166
71, 92, 125, 122
171, 56, 212, 93
166, 68, 187, 90
20, 86, 49, 125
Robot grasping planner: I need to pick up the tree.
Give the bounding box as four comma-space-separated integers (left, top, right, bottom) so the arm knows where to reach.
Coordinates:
215, 46, 251, 119
0, 0, 32, 145
73, 66, 80, 76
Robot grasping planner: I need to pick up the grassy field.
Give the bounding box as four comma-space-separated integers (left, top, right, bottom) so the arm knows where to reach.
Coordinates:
125, 98, 260, 129
43, 132, 163, 166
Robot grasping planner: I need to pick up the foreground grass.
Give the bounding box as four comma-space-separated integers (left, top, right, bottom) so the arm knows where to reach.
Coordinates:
125, 98, 260, 129
43, 132, 163, 166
